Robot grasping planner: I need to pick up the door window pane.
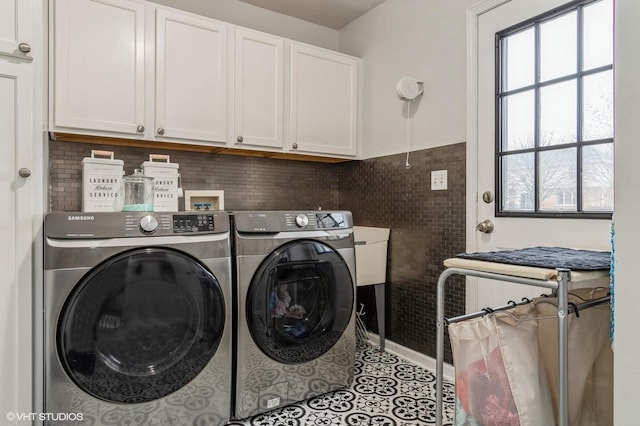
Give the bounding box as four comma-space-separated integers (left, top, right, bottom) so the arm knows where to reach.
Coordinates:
540, 80, 577, 146
502, 28, 535, 91
539, 148, 577, 212
583, 0, 613, 71
501, 153, 534, 211
540, 11, 577, 82
502, 90, 535, 150
583, 70, 613, 141
496, 0, 613, 217
582, 144, 614, 211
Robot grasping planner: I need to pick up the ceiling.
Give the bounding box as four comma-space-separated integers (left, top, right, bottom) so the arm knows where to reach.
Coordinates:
237, 0, 387, 30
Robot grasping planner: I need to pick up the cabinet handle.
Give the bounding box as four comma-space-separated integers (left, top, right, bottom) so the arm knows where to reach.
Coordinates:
136, 125, 145, 133
157, 128, 165, 135
292, 143, 298, 149
237, 136, 243, 143
18, 168, 31, 178
18, 43, 31, 53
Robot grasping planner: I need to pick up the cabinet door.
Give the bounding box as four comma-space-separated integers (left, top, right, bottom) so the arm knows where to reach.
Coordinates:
0, 0, 32, 60
234, 28, 283, 149
290, 44, 358, 157
155, 8, 227, 143
0, 60, 33, 420
51, 0, 145, 135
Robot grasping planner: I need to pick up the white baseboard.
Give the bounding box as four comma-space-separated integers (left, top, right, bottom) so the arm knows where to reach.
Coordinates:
367, 333, 455, 381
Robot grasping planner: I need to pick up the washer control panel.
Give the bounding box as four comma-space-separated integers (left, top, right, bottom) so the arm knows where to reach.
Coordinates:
173, 214, 215, 233
45, 212, 228, 239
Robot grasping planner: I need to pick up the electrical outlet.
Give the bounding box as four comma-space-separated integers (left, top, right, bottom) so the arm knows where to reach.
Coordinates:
431, 170, 447, 190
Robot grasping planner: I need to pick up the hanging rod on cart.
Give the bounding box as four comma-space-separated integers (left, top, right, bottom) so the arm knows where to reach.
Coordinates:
445, 294, 610, 325
445, 297, 531, 325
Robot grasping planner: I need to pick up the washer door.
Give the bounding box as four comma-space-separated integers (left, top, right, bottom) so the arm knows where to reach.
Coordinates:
57, 247, 225, 403
247, 239, 354, 364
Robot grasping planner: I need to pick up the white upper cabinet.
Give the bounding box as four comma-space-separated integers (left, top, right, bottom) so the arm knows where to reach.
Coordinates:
233, 28, 284, 150
49, 0, 361, 158
154, 8, 227, 143
0, 0, 33, 60
289, 43, 359, 157
51, 0, 146, 135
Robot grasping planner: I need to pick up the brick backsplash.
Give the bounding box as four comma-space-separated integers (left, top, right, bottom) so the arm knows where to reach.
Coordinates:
49, 139, 465, 362
48, 140, 342, 212
340, 143, 466, 362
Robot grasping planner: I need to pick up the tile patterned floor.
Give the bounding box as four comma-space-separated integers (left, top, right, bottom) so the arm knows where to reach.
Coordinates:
227, 343, 456, 426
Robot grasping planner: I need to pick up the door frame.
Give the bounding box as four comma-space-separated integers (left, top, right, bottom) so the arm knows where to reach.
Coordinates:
465, 0, 511, 312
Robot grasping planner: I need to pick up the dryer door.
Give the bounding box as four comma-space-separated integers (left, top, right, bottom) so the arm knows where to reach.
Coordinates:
57, 247, 225, 403
247, 239, 354, 364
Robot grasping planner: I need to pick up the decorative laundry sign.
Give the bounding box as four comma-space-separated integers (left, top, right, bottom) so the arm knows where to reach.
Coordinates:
81, 150, 124, 212
141, 154, 180, 212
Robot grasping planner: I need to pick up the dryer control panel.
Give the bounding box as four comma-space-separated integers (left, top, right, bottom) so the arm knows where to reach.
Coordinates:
234, 211, 352, 233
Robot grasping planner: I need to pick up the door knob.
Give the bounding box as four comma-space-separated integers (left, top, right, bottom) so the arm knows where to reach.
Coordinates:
476, 219, 494, 234
18, 43, 31, 53
18, 168, 31, 178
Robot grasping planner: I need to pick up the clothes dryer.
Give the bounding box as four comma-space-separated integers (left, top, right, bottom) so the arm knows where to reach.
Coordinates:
232, 211, 356, 420
43, 211, 232, 425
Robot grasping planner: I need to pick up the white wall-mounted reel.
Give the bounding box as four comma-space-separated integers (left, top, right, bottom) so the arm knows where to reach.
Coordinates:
396, 77, 424, 100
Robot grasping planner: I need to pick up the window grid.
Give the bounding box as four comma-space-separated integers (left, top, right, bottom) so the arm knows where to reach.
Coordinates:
495, 0, 613, 219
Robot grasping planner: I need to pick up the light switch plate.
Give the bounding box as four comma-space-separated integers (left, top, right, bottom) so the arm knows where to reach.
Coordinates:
431, 170, 447, 190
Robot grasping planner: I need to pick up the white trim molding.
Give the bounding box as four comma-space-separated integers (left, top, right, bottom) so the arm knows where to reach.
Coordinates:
367, 334, 455, 381
465, 0, 511, 312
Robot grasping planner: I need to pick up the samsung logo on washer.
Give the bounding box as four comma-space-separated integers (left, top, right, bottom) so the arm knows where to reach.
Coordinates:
67, 215, 95, 221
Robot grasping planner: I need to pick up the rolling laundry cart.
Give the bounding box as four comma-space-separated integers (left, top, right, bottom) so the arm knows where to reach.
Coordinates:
434, 247, 611, 426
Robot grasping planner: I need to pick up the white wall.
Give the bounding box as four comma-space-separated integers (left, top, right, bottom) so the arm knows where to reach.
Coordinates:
148, 0, 339, 49
613, 0, 640, 422
339, 0, 476, 159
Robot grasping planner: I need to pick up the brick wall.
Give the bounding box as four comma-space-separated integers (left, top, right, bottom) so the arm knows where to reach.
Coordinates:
340, 144, 466, 362
49, 141, 342, 212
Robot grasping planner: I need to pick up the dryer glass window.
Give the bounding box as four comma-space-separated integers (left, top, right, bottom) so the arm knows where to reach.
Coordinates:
247, 240, 354, 364
57, 248, 225, 403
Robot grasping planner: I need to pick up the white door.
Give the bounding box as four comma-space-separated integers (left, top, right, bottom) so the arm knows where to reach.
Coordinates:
0, 60, 33, 421
51, 0, 146, 135
154, 8, 227, 143
233, 28, 284, 150
468, 0, 613, 311
289, 43, 358, 157
0, 0, 32, 60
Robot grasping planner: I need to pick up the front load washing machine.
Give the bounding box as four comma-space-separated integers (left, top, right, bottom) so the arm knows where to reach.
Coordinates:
43, 211, 232, 425
232, 211, 356, 420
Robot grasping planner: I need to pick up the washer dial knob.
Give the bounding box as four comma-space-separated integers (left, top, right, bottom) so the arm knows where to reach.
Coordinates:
140, 215, 158, 233
295, 214, 309, 228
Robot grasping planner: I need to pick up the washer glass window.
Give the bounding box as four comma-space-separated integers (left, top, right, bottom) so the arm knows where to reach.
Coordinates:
247, 240, 354, 364
57, 248, 225, 403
